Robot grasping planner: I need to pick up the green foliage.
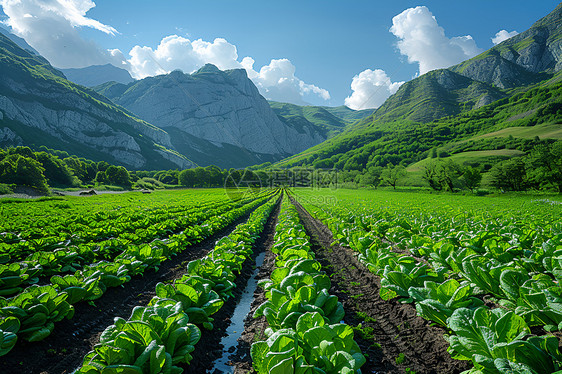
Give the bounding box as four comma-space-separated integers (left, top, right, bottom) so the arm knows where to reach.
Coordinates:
0, 153, 49, 193
461, 166, 483, 192
103, 166, 132, 188
447, 307, 562, 373
295, 187, 562, 373
381, 164, 406, 189
251, 198, 365, 374
422, 159, 463, 191
489, 157, 528, 191
274, 79, 562, 194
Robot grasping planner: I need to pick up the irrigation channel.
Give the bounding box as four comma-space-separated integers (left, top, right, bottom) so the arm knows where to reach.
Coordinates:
2, 193, 469, 374
1, 196, 273, 374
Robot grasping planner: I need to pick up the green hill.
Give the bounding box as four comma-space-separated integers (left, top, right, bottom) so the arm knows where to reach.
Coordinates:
274, 3, 562, 179
364, 69, 506, 125
275, 78, 562, 172
320, 105, 374, 123
269, 101, 349, 138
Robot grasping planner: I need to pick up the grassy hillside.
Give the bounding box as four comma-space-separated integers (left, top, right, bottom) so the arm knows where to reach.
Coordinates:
274, 4, 562, 179
320, 105, 373, 123
275, 78, 562, 172
361, 69, 506, 126
269, 101, 348, 138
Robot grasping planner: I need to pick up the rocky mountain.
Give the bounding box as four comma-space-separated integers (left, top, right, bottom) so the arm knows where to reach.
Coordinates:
96, 64, 327, 168
0, 26, 39, 56
348, 3, 562, 128
60, 64, 134, 87
369, 69, 506, 124
451, 2, 562, 88
274, 3, 562, 173
0, 33, 194, 170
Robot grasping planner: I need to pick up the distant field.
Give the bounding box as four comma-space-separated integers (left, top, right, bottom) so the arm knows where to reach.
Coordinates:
473, 122, 562, 140
407, 149, 525, 172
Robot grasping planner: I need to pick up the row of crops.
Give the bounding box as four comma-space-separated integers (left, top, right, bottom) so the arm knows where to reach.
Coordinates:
294, 189, 562, 374
250, 198, 366, 373
76, 193, 280, 373
0, 189, 276, 359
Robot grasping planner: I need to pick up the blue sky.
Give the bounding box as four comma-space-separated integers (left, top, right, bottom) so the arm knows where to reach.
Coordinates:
1, 0, 560, 108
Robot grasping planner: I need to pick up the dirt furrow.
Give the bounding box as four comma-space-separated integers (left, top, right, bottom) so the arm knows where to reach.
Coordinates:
187, 196, 281, 373
290, 196, 470, 374
2, 200, 269, 374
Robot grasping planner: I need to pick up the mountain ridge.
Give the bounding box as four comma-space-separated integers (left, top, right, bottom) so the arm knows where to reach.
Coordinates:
0, 32, 194, 170
95, 64, 331, 168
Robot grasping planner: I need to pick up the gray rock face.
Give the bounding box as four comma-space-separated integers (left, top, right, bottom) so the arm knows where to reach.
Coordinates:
0, 127, 22, 145
451, 3, 562, 88
61, 64, 134, 87
101, 65, 326, 164
0, 32, 194, 170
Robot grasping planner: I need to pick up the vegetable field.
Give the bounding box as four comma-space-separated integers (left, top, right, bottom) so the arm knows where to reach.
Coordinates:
0, 188, 561, 374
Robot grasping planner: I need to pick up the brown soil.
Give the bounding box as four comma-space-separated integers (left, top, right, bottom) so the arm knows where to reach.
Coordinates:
185, 196, 281, 374
1, 201, 269, 374
290, 196, 471, 374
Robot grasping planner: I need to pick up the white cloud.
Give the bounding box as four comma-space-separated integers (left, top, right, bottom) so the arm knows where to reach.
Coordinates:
0, 0, 117, 68
492, 29, 518, 45
122, 35, 330, 104
244, 58, 330, 104
390, 6, 483, 75
0, 1, 329, 104
344, 69, 404, 110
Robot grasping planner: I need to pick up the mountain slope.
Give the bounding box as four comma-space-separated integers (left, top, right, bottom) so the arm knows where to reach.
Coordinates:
60, 64, 134, 87
274, 4, 562, 173
276, 78, 562, 171
367, 69, 506, 124
345, 3, 562, 130
0, 26, 39, 56
321, 105, 374, 123
96, 64, 328, 168
269, 101, 348, 139
0, 33, 193, 170
451, 3, 562, 88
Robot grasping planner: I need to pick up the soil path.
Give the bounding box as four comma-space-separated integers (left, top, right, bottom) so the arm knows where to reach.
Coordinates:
289, 195, 470, 374
1, 200, 268, 374
186, 196, 282, 373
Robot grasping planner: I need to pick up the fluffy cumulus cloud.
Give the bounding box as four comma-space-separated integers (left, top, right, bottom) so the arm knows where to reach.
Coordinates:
244, 58, 330, 104
492, 29, 519, 45
0, 1, 330, 104
0, 0, 119, 68
390, 6, 483, 75
344, 69, 403, 110
121, 35, 330, 104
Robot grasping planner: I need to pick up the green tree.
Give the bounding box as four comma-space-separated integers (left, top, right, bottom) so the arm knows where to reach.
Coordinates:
205, 165, 223, 187
490, 158, 527, 191
10, 156, 49, 192
178, 169, 197, 188
526, 141, 562, 193
423, 159, 462, 192
461, 166, 482, 193
358, 166, 383, 187
104, 165, 132, 188
381, 163, 406, 189
36, 152, 75, 187
193, 167, 209, 187
95, 171, 108, 185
